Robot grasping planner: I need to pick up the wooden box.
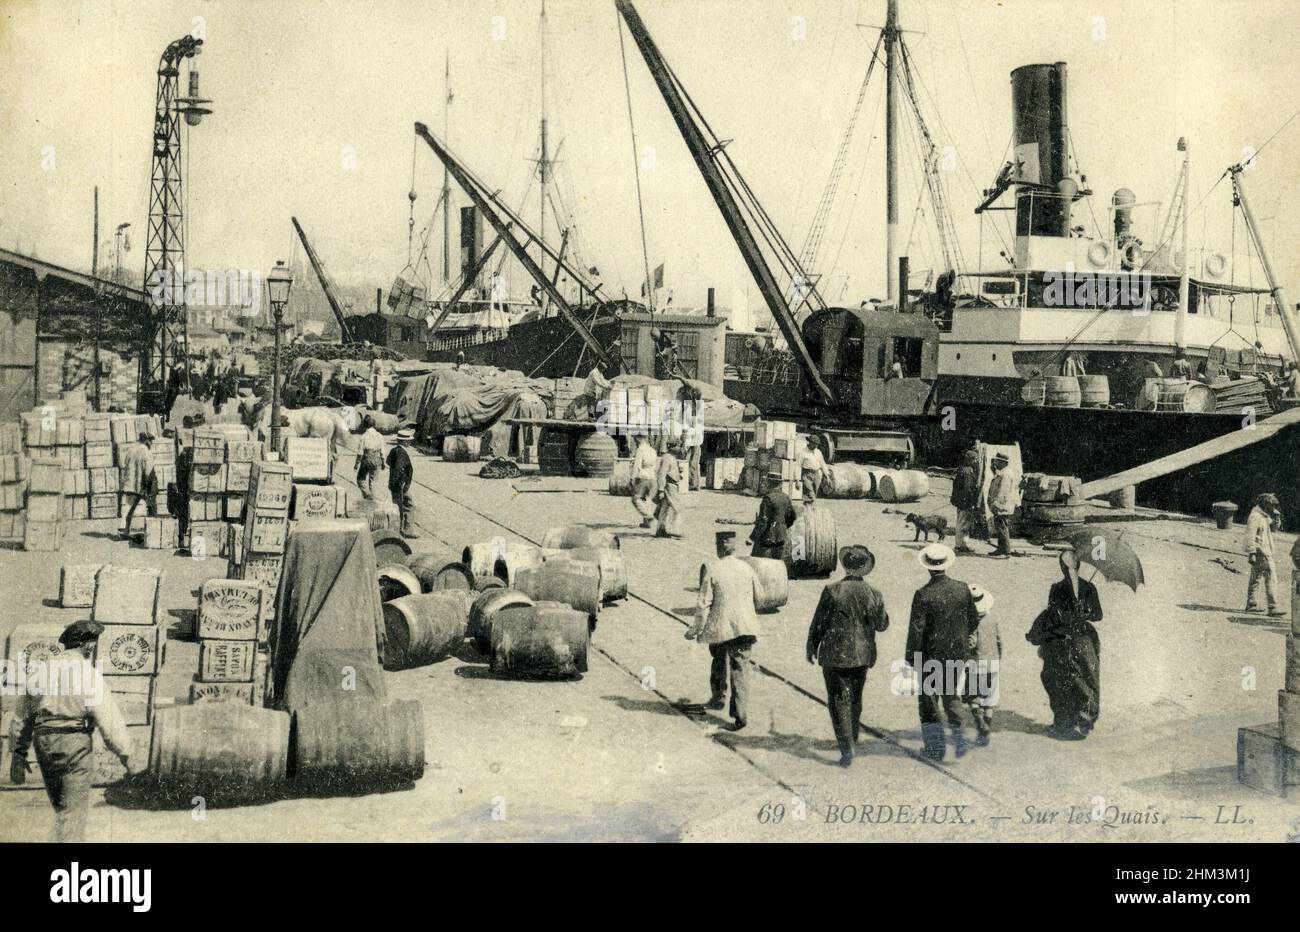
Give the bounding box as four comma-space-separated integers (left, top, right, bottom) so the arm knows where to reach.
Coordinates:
60, 563, 103, 608
154, 463, 176, 487
292, 483, 338, 520
198, 639, 256, 682
223, 494, 244, 521
247, 461, 293, 512
239, 555, 283, 593
89, 492, 119, 520
53, 418, 83, 446
83, 414, 112, 444
0, 454, 27, 483
109, 416, 135, 445
94, 624, 161, 676
226, 440, 262, 463
27, 459, 63, 495
189, 494, 224, 522
147, 438, 175, 466
20, 410, 57, 447
0, 423, 21, 455
143, 517, 178, 550
191, 445, 225, 466
92, 724, 152, 786
188, 520, 225, 560
197, 579, 264, 641
108, 676, 156, 726
66, 496, 90, 520
88, 466, 118, 494
281, 437, 331, 483
52, 446, 84, 470
1237, 723, 1298, 797
0, 482, 25, 511
61, 468, 90, 496
225, 461, 252, 493
190, 462, 226, 494
243, 510, 289, 555
188, 680, 255, 706
23, 518, 65, 551
26, 492, 65, 523
85, 443, 113, 470
5, 623, 66, 674
92, 565, 162, 625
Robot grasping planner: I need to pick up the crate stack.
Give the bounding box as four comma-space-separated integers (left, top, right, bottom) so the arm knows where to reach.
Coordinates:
0, 449, 26, 539
24, 458, 66, 551
231, 461, 293, 633
190, 578, 269, 706
746, 420, 801, 499
224, 434, 263, 523
187, 429, 229, 555
82, 414, 116, 521
84, 564, 164, 782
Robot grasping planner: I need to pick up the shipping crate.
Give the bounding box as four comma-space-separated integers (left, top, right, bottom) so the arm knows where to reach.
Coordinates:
190, 462, 226, 494
52, 445, 84, 470
66, 496, 90, 520
239, 555, 283, 593
94, 624, 161, 676
89, 492, 119, 520
0, 482, 24, 511
26, 492, 65, 523
124, 510, 147, 538
1237, 723, 1298, 797
0, 423, 22, 455
143, 516, 178, 550
0, 454, 27, 483
243, 509, 289, 555
226, 439, 262, 463
109, 416, 135, 445
247, 461, 293, 512
188, 520, 225, 559
27, 459, 63, 494
225, 461, 252, 492
83, 443, 114, 469
227, 522, 245, 565
113, 440, 142, 467
53, 418, 83, 446
60, 563, 103, 608
83, 414, 112, 444
23, 519, 65, 551
197, 579, 264, 641
61, 468, 90, 496
92, 566, 162, 625
281, 436, 331, 483
92, 724, 152, 786
198, 638, 256, 682
20, 410, 57, 447
189, 494, 224, 522
108, 676, 156, 726
188, 680, 255, 706
147, 438, 175, 465
154, 463, 176, 487
5, 623, 66, 677
192, 444, 225, 466
223, 494, 244, 521
291, 483, 338, 520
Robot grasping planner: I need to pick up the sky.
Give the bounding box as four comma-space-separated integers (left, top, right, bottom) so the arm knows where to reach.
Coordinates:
1, 0, 1298, 323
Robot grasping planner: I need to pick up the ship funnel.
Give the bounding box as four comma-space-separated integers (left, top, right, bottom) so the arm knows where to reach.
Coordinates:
1010, 62, 1071, 237
1111, 188, 1136, 241
460, 206, 484, 287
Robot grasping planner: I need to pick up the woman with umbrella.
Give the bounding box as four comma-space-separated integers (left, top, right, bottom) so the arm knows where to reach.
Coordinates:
1028, 551, 1104, 740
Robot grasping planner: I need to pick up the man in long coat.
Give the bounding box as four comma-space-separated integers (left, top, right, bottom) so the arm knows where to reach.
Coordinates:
749, 471, 796, 559
806, 545, 890, 767
906, 543, 981, 761
688, 531, 761, 731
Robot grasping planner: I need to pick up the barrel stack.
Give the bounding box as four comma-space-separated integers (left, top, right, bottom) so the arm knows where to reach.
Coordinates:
1018, 473, 1085, 542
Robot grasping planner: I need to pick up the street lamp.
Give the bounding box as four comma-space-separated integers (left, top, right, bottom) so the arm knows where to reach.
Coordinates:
266, 260, 294, 454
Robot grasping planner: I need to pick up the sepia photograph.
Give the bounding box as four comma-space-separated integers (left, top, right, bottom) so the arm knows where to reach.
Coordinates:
0, 0, 1296, 876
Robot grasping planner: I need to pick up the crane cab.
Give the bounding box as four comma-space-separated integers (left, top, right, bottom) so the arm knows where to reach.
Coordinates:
801, 306, 940, 416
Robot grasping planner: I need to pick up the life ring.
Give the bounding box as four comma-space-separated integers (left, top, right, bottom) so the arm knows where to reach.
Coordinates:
1204, 252, 1228, 278
1086, 240, 1112, 268
1121, 241, 1143, 271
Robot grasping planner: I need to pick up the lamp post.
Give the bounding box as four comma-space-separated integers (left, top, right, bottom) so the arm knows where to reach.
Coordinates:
266, 260, 294, 455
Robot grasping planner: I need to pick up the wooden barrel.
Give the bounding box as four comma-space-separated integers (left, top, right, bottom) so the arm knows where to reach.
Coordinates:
150, 704, 290, 786
822, 464, 865, 499
878, 470, 930, 503
515, 561, 602, 616
371, 529, 412, 567
539, 428, 573, 477
557, 546, 629, 602
1020, 377, 1047, 406
1044, 375, 1081, 407
377, 564, 422, 602
474, 575, 506, 592
541, 524, 621, 551
1211, 500, 1239, 530
575, 431, 619, 478
443, 435, 478, 462
489, 601, 589, 679
406, 551, 475, 591
293, 699, 424, 783
608, 460, 635, 496
460, 540, 542, 585
783, 506, 837, 578
740, 556, 789, 612
1078, 374, 1110, 407
381, 591, 472, 670
1159, 380, 1217, 412
468, 588, 534, 651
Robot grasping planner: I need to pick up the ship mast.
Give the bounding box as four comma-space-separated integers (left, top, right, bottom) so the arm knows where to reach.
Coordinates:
442, 50, 452, 284
538, 0, 551, 309
884, 0, 899, 304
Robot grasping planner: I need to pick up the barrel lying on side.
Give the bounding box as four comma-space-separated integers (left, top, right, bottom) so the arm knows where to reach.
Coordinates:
515, 561, 602, 616
293, 698, 425, 783
149, 704, 290, 787
468, 588, 534, 651
382, 591, 473, 670
461, 541, 543, 586
490, 601, 589, 679
406, 551, 476, 592
377, 564, 422, 602
783, 506, 838, 578
877, 470, 930, 504
820, 464, 865, 499
544, 546, 628, 602
740, 556, 790, 612
541, 524, 621, 551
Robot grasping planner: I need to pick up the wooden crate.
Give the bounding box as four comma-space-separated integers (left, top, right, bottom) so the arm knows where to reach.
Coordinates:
84, 443, 113, 470
92, 566, 162, 626
88, 466, 118, 494
89, 493, 119, 520
243, 509, 289, 555
66, 496, 90, 520
198, 639, 256, 682
61, 468, 90, 496
23, 518, 65, 552
292, 483, 338, 520
26, 492, 65, 523
1238, 723, 1299, 797
189, 494, 224, 522
20, 410, 57, 448
222, 494, 243, 521
238, 555, 283, 593
190, 462, 226, 494
83, 414, 112, 445
247, 461, 293, 512
5, 623, 66, 673
27, 459, 63, 494
188, 680, 255, 706
281, 437, 331, 483
0, 482, 24, 511
94, 624, 161, 676
109, 416, 135, 445
108, 675, 156, 725
225, 439, 262, 463
52, 445, 85, 470
60, 563, 103, 608
225, 461, 252, 493
143, 517, 178, 550
188, 520, 226, 559
197, 579, 264, 641
0, 423, 23, 455
0, 455, 27, 483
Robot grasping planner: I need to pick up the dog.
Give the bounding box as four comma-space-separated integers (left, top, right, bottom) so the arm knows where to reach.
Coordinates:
905, 513, 949, 542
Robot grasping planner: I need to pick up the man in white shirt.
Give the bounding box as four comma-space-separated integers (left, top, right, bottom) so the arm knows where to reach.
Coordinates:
688, 532, 761, 731
629, 434, 658, 527
10, 621, 136, 842
1244, 492, 1284, 615
356, 415, 385, 500
798, 436, 830, 505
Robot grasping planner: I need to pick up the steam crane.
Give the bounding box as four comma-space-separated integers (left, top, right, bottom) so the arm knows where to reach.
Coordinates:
613, 0, 835, 406
291, 216, 354, 343
413, 122, 615, 372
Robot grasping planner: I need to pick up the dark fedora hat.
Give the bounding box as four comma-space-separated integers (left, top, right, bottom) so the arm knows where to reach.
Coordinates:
839, 545, 875, 574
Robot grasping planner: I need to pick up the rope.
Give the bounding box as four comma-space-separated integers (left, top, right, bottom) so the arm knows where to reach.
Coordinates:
617, 16, 657, 314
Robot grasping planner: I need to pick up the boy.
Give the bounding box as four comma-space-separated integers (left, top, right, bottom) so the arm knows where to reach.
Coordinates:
965, 584, 1001, 747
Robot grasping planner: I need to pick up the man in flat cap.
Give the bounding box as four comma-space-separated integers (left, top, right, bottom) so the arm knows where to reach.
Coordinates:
906, 543, 981, 761
1244, 492, 1285, 615
749, 471, 797, 560
806, 545, 890, 767
9, 621, 136, 842
688, 531, 762, 731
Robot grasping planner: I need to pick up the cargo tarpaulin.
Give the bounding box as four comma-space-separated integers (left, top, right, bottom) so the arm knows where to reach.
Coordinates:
268, 518, 386, 714
385, 373, 432, 427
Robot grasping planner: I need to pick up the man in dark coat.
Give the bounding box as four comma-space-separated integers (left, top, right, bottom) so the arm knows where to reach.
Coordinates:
906, 543, 981, 761
748, 471, 796, 559
806, 545, 890, 768
386, 430, 418, 539
1028, 551, 1103, 739
950, 448, 980, 553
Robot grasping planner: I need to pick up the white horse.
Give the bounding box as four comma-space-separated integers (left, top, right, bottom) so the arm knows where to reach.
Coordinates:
243, 401, 356, 457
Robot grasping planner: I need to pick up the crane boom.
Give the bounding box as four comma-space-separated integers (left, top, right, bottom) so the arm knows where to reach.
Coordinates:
614, 0, 834, 404
291, 216, 354, 343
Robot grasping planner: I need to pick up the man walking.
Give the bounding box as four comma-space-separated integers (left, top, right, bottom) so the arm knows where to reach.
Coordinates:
688, 531, 762, 731
749, 470, 796, 559
1244, 492, 1285, 616
10, 621, 136, 842
951, 448, 980, 553
798, 436, 830, 506
906, 544, 981, 761
630, 434, 658, 528
356, 415, 385, 500
386, 429, 418, 539
806, 545, 890, 767
987, 453, 1017, 558
119, 431, 156, 542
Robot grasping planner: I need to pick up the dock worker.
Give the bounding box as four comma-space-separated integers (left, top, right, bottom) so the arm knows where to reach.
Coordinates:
1284, 361, 1300, 398
169, 422, 194, 551
630, 434, 659, 528
119, 432, 156, 543
687, 531, 762, 732
9, 621, 136, 842
805, 545, 890, 768
1244, 492, 1285, 616
1171, 352, 1194, 380
798, 436, 831, 506
987, 453, 1018, 558
749, 470, 796, 559
906, 544, 980, 761
653, 439, 685, 539
387, 429, 418, 539
356, 415, 385, 500
950, 448, 980, 553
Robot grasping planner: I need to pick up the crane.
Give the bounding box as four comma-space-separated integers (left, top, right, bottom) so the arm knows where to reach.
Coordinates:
291, 216, 354, 343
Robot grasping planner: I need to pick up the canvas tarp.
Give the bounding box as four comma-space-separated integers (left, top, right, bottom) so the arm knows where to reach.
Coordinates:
485, 390, 549, 457
385, 373, 432, 428
268, 518, 386, 714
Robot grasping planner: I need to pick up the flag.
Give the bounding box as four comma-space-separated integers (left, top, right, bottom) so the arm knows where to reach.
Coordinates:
653, 263, 664, 289
665, 287, 674, 306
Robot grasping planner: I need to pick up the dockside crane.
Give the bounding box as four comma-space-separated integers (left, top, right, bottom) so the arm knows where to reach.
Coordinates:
291, 216, 354, 343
